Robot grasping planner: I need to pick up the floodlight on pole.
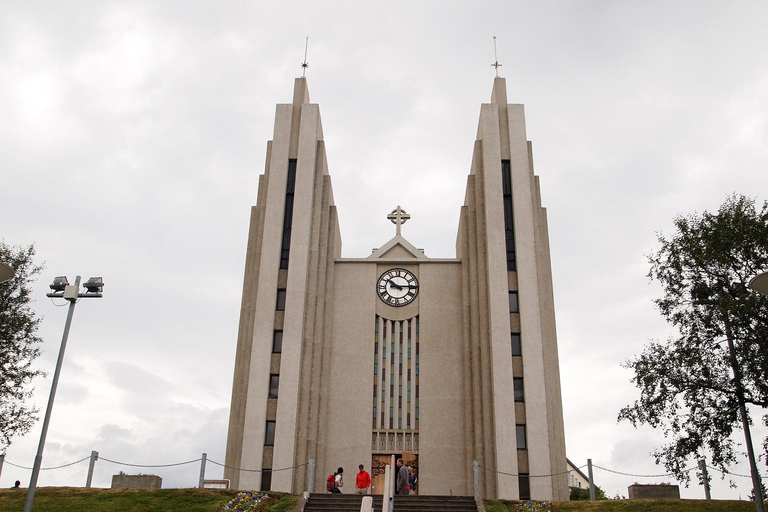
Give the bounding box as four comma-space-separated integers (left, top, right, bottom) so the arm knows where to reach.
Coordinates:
49, 276, 69, 292
0, 262, 15, 284
24, 275, 104, 512
748, 271, 768, 297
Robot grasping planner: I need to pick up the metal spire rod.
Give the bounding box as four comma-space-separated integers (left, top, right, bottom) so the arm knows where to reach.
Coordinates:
492, 36, 502, 77
301, 36, 309, 77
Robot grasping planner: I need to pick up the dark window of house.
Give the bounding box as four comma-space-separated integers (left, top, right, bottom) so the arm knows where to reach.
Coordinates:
279, 160, 297, 269
509, 291, 519, 313
519, 473, 530, 500
272, 331, 283, 353
276, 289, 287, 311
516, 424, 527, 450
264, 421, 276, 446
514, 377, 524, 402
511, 333, 522, 356
502, 160, 516, 271
261, 469, 272, 491
269, 374, 280, 398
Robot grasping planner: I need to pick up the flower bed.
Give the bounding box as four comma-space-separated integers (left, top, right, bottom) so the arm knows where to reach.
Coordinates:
218, 491, 275, 512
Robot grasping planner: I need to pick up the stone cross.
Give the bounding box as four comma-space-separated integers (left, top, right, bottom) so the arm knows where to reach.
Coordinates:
492, 36, 502, 77
387, 206, 410, 236
301, 36, 309, 77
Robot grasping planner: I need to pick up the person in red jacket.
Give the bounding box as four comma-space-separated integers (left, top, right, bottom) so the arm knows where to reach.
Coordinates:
355, 464, 371, 494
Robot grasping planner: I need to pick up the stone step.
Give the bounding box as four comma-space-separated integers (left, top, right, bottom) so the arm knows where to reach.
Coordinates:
304, 493, 384, 512
393, 495, 478, 512
304, 493, 478, 512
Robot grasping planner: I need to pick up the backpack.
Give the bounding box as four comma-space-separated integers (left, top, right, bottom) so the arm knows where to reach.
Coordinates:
327, 473, 336, 492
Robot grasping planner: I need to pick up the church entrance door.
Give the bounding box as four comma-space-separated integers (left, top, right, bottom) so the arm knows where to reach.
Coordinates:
370, 453, 419, 495
370, 455, 391, 495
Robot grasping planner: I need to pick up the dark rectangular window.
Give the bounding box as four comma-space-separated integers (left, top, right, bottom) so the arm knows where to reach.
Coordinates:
508, 291, 519, 313
511, 333, 522, 356
514, 377, 524, 402
272, 331, 283, 353
279, 159, 297, 269
519, 473, 530, 500
502, 160, 516, 271
516, 424, 527, 450
276, 289, 286, 311
261, 469, 272, 491
269, 374, 279, 398
264, 421, 276, 446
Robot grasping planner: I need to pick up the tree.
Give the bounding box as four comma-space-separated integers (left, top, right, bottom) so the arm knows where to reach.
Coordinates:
570, 485, 607, 500
618, 194, 768, 486
0, 241, 45, 449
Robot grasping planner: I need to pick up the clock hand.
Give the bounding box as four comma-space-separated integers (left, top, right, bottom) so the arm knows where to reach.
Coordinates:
388, 281, 404, 290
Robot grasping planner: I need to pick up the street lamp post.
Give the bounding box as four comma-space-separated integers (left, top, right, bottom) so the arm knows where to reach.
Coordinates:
745, 270, 768, 510
694, 284, 766, 512
23, 275, 103, 512
723, 320, 765, 512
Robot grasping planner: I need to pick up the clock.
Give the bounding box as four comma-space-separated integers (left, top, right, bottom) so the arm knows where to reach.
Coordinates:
377, 268, 419, 307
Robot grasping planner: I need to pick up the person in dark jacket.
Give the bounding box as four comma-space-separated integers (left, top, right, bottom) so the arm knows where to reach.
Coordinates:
396, 458, 410, 495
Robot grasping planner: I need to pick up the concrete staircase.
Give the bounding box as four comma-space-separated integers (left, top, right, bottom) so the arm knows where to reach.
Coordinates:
303, 493, 383, 512
302, 494, 479, 512
393, 495, 479, 512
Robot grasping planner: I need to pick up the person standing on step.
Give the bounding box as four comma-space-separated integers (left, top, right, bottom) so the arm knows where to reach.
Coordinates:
396, 458, 410, 495
407, 466, 417, 494
334, 467, 344, 493
355, 464, 371, 494
327, 467, 344, 493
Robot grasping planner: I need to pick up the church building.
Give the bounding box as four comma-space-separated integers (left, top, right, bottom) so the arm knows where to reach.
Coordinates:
224, 75, 568, 501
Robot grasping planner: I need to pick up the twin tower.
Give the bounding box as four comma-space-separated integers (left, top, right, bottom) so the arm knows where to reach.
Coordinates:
224, 76, 568, 500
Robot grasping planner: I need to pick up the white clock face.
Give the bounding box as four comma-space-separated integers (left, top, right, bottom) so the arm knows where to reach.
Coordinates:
377, 268, 419, 307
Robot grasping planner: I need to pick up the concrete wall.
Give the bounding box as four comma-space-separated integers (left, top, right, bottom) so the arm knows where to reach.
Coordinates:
628, 484, 681, 499
111, 474, 162, 489
324, 261, 379, 488
418, 262, 467, 495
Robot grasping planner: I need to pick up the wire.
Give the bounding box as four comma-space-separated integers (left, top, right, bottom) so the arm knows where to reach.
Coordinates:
3, 456, 90, 470
207, 459, 310, 473
98, 456, 202, 468
478, 464, 585, 478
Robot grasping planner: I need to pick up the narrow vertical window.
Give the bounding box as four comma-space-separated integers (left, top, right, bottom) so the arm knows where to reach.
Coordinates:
279, 159, 297, 269
518, 473, 530, 500
261, 470, 272, 491
264, 421, 276, 446
268, 374, 280, 398
272, 331, 283, 353
502, 160, 516, 271
514, 377, 524, 402
511, 333, 522, 356
508, 291, 519, 313
276, 289, 287, 311
516, 424, 527, 450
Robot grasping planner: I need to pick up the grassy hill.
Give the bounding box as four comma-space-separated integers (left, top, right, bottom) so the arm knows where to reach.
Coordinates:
485, 498, 764, 512
0, 488, 761, 511
0, 487, 297, 512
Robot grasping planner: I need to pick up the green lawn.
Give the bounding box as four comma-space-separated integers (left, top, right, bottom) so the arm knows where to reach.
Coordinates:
486, 498, 765, 512
0, 488, 759, 512
0, 487, 298, 512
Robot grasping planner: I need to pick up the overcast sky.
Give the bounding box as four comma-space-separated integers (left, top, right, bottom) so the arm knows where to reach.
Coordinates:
1, 0, 767, 500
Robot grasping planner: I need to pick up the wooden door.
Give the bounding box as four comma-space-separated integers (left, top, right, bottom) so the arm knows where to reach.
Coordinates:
402, 452, 418, 495
370, 455, 391, 495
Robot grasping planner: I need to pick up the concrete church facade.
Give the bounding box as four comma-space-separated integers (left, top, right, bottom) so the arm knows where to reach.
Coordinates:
224, 76, 568, 501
